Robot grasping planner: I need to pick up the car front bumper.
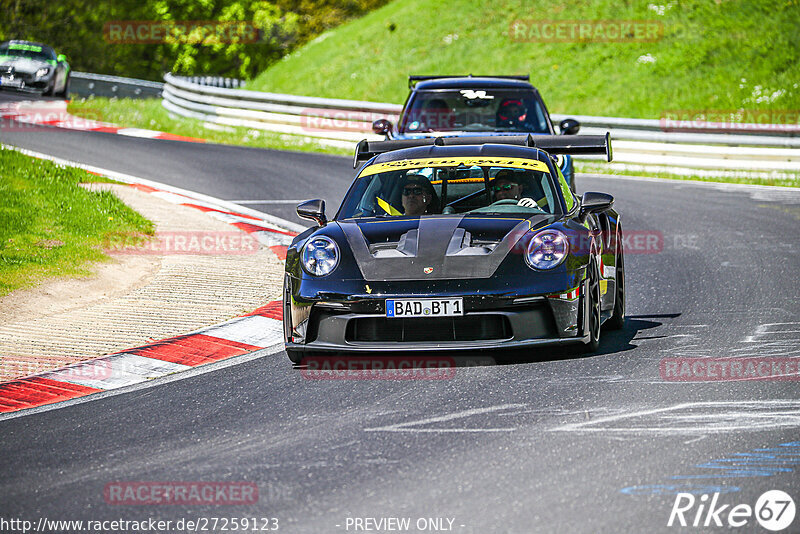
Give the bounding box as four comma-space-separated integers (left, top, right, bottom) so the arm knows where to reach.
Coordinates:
285, 278, 590, 354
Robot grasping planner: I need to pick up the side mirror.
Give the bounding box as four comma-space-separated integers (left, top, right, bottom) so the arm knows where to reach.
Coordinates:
372, 119, 393, 136
297, 199, 327, 227
579, 192, 613, 221
57, 54, 67, 63
559, 118, 580, 135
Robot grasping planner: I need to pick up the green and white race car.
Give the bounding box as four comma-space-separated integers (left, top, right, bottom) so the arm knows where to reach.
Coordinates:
0, 40, 70, 96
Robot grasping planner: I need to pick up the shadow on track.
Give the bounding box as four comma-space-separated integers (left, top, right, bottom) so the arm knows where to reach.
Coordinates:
287, 313, 678, 372
480, 313, 677, 365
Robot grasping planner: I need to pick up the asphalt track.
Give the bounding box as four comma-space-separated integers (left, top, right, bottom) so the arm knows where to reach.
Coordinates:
1, 93, 800, 533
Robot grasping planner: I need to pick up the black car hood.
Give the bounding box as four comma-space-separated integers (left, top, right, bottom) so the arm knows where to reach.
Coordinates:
0, 57, 51, 74
337, 214, 557, 281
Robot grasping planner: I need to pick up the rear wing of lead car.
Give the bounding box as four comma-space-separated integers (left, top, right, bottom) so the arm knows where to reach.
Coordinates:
353, 133, 613, 168
408, 74, 530, 88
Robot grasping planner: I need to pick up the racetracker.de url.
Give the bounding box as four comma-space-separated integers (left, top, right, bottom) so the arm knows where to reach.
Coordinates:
0, 516, 279, 533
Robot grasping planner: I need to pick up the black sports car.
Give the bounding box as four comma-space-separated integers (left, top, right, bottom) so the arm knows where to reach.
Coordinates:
372, 75, 581, 191
283, 134, 624, 364
0, 40, 70, 96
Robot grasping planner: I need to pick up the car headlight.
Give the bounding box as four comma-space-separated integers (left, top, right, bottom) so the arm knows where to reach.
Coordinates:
301, 236, 339, 276
35, 67, 50, 78
525, 229, 569, 270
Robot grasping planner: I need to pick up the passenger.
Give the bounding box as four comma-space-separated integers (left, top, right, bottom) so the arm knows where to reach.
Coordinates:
490, 170, 536, 207
401, 174, 439, 215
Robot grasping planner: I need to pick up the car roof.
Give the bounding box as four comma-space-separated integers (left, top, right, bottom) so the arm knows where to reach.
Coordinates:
3, 40, 53, 51
369, 143, 551, 166
413, 77, 538, 91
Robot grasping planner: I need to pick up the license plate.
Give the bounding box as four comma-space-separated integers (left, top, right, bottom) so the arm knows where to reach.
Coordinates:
386, 298, 463, 318
0, 77, 22, 88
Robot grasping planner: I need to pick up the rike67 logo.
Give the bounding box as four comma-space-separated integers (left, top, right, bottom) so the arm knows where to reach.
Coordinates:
668, 490, 795, 531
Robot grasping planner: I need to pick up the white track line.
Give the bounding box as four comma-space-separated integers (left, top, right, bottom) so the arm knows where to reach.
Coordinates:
364, 404, 527, 433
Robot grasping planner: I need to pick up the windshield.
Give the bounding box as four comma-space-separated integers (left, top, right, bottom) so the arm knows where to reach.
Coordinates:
0, 43, 56, 62
399, 89, 551, 134
338, 157, 561, 220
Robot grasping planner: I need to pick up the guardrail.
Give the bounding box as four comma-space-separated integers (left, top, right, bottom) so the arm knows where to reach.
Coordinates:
162, 73, 800, 175
70, 72, 245, 98
71, 72, 164, 99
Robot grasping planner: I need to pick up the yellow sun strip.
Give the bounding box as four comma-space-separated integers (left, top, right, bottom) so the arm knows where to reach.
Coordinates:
359, 157, 550, 177
429, 177, 486, 185
376, 196, 402, 216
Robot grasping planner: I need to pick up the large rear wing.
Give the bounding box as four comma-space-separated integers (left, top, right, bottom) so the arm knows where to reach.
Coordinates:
408, 74, 530, 88
353, 133, 612, 168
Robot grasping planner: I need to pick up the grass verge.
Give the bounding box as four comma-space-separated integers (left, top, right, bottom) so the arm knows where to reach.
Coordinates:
246, 0, 800, 119
68, 97, 350, 157
0, 148, 154, 297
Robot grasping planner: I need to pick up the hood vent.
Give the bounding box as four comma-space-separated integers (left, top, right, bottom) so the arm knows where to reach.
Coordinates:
339, 216, 537, 281
446, 228, 497, 256
368, 227, 500, 258
369, 229, 419, 258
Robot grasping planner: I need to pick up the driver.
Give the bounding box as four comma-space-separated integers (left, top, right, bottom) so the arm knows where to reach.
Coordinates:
490, 170, 537, 207
401, 174, 439, 215
496, 98, 527, 129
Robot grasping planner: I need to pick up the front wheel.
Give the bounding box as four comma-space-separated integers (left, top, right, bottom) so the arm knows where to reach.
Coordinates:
582, 260, 601, 353
607, 233, 626, 330
56, 77, 70, 98
286, 348, 303, 365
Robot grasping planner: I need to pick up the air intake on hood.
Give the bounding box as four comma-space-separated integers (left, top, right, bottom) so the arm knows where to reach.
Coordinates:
369, 229, 419, 258
445, 229, 497, 256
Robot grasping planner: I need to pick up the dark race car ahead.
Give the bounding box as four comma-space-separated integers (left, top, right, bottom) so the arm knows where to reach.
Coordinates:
0, 40, 70, 96
372, 75, 581, 191
283, 134, 625, 364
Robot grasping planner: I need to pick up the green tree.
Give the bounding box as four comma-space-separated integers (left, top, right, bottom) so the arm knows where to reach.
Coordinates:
0, 0, 388, 81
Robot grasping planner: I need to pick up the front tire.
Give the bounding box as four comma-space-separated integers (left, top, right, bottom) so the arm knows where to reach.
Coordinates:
582, 259, 601, 353
56, 77, 70, 98
286, 348, 303, 365
607, 231, 626, 330
282, 275, 302, 364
